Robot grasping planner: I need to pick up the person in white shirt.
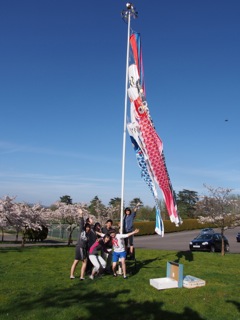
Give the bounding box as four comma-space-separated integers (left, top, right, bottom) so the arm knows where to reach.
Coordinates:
109, 228, 139, 279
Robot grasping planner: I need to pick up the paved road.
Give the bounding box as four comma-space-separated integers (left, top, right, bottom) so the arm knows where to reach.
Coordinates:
134, 226, 240, 253
1, 227, 240, 253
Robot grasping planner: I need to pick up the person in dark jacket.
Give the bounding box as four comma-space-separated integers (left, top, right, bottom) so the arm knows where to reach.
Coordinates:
123, 207, 137, 258
70, 209, 92, 280
85, 221, 102, 274
101, 219, 114, 273
93, 222, 102, 239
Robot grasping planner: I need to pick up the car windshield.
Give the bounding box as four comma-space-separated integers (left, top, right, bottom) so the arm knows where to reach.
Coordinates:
195, 234, 212, 240
201, 228, 213, 232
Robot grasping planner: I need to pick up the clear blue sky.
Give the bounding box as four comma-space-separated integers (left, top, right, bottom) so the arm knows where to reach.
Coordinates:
0, 0, 240, 207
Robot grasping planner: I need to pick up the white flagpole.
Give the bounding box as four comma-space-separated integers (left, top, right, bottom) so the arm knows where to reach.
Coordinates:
120, 3, 138, 233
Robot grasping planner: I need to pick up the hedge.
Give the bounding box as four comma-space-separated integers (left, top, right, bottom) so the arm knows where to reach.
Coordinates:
133, 219, 213, 236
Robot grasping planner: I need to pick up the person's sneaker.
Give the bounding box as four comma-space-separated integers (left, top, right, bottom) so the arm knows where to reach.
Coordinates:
89, 275, 94, 280
80, 278, 85, 281
123, 275, 128, 279
113, 273, 117, 277
70, 276, 75, 279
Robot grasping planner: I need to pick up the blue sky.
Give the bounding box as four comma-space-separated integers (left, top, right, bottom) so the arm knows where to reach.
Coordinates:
0, 0, 240, 207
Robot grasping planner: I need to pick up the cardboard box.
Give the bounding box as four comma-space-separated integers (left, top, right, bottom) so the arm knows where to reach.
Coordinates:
183, 275, 206, 288
150, 262, 183, 290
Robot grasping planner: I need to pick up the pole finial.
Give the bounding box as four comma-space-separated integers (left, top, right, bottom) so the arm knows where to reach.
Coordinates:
121, 3, 138, 22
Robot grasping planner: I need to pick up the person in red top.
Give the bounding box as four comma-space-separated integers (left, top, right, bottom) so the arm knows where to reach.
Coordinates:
88, 234, 111, 280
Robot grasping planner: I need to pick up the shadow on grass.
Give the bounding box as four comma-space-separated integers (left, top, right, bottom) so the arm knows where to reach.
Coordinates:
0, 284, 206, 320
0, 247, 28, 253
0, 246, 67, 254
226, 300, 240, 312
0, 236, 67, 248
127, 257, 161, 276
175, 250, 194, 263
127, 251, 192, 276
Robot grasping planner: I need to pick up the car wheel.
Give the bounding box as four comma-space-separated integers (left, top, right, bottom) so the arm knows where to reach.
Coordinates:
225, 244, 230, 252
210, 245, 215, 253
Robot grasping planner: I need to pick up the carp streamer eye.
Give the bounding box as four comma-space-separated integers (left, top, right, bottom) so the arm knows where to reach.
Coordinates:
138, 105, 145, 114
143, 101, 148, 108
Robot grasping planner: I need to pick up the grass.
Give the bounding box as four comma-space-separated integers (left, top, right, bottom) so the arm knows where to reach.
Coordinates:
0, 245, 239, 320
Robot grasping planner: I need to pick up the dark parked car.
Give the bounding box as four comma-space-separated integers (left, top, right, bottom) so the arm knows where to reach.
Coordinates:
200, 228, 214, 234
189, 233, 230, 252
236, 233, 240, 242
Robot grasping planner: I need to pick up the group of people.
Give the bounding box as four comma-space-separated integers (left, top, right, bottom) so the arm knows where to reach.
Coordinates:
70, 207, 139, 280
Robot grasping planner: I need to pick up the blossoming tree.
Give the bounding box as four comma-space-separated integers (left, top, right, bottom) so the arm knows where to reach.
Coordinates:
196, 185, 240, 255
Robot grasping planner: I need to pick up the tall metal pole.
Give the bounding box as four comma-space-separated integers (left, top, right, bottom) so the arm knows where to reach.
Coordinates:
120, 3, 138, 233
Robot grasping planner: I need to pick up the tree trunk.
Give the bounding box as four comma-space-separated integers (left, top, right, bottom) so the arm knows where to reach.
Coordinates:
68, 231, 73, 246
21, 228, 26, 247
15, 231, 19, 242
21, 237, 25, 247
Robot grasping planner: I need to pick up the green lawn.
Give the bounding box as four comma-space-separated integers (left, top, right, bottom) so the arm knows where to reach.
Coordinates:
0, 245, 239, 320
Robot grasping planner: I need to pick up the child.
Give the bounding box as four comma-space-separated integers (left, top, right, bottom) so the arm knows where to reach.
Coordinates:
101, 219, 114, 273
70, 209, 92, 280
88, 234, 111, 280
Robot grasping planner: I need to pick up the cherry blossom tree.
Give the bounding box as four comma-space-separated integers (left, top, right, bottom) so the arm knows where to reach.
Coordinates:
51, 201, 90, 246
0, 196, 19, 241
196, 185, 240, 256
0, 194, 140, 246
0, 210, 9, 241
0, 196, 49, 246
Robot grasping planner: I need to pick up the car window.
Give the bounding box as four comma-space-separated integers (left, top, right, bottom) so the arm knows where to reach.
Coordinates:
196, 234, 212, 240
205, 234, 212, 239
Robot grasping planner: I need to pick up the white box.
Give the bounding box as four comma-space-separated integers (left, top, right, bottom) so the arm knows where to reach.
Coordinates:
183, 275, 206, 289
150, 262, 183, 290
150, 277, 179, 290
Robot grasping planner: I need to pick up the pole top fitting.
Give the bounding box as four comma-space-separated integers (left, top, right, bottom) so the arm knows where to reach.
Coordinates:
121, 3, 138, 22
126, 3, 133, 9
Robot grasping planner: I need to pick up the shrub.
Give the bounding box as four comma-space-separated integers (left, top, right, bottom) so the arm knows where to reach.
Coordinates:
134, 219, 214, 236
25, 226, 48, 242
